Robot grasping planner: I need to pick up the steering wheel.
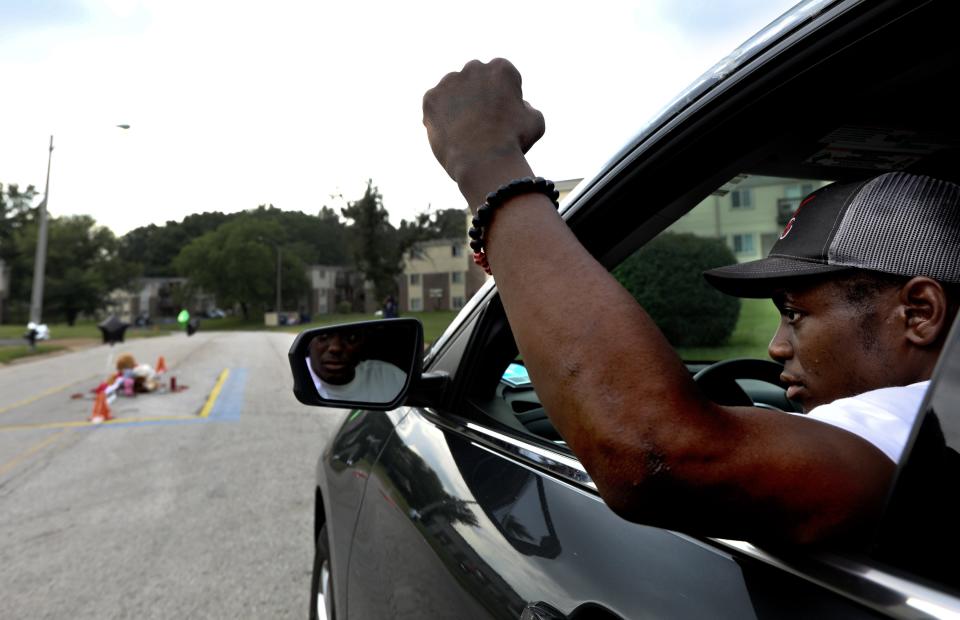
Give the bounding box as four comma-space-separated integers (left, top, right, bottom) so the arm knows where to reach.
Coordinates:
692, 358, 790, 408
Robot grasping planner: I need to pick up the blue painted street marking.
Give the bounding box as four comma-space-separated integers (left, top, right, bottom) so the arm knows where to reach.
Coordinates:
207, 368, 247, 421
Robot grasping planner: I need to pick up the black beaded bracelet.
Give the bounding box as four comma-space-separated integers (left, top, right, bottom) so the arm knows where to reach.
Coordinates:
468, 177, 560, 274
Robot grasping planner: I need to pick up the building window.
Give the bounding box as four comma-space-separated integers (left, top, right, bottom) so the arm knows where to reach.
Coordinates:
451, 271, 463, 284
777, 197, 799, 226
410, 297, 422, 311
732, 233, 756, 255
730, 189, 753, 209
452, 244, 463, 257
452, 296, 465, 310
410, 274, 420, 285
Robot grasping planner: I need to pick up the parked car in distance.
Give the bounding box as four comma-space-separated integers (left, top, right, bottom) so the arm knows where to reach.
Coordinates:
292, 1, 960, 618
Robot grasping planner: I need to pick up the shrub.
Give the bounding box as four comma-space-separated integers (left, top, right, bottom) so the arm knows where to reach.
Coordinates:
613, 232, 741, 347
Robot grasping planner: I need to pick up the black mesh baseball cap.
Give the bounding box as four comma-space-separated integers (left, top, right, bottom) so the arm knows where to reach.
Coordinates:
703, 172, 960, 298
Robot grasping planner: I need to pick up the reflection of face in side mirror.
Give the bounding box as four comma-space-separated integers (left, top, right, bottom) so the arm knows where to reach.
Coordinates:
309, 328, 366, 385
289, 318, 423, 409
305, 325, 409, 404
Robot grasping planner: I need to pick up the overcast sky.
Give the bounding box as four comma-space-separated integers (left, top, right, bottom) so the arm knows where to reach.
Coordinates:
1, 0, 800, 235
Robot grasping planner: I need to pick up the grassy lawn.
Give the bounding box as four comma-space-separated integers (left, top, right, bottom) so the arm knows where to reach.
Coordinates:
0, 322, 180, 340
0, 344, 66, 364
676, 298, 781, 362
274, 311, 460, 346
198, 310, 460, 346
0, 311, 461, 348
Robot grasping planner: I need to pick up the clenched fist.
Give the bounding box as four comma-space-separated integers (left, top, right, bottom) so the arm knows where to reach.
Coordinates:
423, 58, 544, 208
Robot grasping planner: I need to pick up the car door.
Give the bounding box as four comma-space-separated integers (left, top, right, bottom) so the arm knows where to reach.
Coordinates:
343, 298, 904, 618
340, 284, 960, 620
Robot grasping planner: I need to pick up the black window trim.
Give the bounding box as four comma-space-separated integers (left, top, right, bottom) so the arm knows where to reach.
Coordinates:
461, 419, 596, 493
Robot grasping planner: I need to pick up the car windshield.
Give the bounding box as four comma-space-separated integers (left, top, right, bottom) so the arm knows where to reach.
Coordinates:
0, 2, 825, 617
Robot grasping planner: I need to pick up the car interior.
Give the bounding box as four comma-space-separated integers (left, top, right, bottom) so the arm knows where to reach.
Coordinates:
450, 0, 960, 447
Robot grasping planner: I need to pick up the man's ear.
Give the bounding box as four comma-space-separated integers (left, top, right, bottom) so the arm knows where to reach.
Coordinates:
899, 277, 949, 347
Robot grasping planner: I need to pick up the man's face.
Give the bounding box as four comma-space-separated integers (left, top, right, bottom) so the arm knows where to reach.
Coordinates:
309, 328, 365, 385
768, 279, 902, 412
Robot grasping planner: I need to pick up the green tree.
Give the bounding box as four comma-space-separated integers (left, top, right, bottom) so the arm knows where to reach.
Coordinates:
395, 207, 467, 260
0, 183, 37, 264
173, 216, 308, 319
340, 180, 401, 299
424, 207, 467, 239
613, 232, 741, 347
121, 206, 352, 278
120, 211, 232, 277
121, 192, 459, 319
6, 213, 138, 324
249, 204, 350, 266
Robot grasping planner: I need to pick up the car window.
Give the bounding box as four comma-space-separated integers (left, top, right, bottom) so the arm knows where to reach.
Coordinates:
479, 175, 832, 442
614, 174, 829, 363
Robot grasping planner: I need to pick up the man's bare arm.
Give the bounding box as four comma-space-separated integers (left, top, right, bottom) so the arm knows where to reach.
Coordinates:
423, 59, 894, 544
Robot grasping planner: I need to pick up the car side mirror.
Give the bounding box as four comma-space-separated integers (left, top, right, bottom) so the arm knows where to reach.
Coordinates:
288, 318, 422, 410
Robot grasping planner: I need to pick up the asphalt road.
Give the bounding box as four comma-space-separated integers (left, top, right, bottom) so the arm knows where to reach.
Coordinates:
0, 331, 347, 619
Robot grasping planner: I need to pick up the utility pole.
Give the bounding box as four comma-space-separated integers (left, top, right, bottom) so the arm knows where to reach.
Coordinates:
29, 135, 53, 324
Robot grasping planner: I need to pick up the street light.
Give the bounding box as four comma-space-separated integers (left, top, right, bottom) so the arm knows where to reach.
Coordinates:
28, 125, 130, 324
28, 136, 54, 325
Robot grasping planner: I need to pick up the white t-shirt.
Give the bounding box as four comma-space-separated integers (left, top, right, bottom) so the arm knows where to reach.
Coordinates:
306, 357, 407, 403
802, 381, 930, 463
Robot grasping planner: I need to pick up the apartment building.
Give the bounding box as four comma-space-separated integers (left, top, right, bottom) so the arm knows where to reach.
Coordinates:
107, 277, 217, 322
667, 175, 830, 261
400, 238, 486, 312
396, 180, 584, 314
305, 265, 375, 315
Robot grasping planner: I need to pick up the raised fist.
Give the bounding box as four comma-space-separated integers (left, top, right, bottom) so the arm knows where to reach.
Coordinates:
423, 58, 544, 198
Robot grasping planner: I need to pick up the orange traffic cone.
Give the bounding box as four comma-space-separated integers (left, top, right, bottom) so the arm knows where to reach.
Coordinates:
89, 391, 113, 424
156, 356, 168, 374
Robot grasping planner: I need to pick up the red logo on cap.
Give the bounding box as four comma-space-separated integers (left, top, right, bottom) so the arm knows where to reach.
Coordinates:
779, 194, 816, 240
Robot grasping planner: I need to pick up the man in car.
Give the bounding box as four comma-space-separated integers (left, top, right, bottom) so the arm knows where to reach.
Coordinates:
421, 58, 959, 544
307, 326, 407, 403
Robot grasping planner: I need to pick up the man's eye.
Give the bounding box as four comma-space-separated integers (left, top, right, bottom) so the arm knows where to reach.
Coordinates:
781, 309, 801, 323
